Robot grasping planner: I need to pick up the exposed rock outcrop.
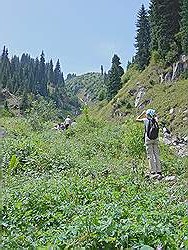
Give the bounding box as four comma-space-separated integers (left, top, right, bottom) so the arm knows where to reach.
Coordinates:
135, 86, 145, 108
163, 128, 188, 157
161, 55, 188, 83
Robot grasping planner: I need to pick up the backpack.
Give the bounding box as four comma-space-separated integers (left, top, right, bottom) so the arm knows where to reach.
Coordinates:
146, 118, 159, 140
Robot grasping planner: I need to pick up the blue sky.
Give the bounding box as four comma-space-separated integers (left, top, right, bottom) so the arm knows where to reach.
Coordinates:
1, 0, 149, 76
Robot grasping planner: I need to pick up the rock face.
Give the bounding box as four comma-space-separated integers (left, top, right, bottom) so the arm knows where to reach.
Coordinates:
165, 72, 173, 82
172, 61, 184, 81
163, 128, 188, 157
172, 55, 188, 81
162, 55, 188, 82
135, 86, 145, 108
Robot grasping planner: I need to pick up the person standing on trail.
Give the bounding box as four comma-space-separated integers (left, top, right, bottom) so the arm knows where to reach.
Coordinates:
136, 109, 162, 179
64, 115, 72, 129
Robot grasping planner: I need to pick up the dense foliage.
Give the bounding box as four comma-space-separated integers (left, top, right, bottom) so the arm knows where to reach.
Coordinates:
1, 114, 188, 249
135, 4, 151, 70
0, 47, 76, 112
65, 72, 106, 102
135, 0, 186, 70
180, 0, 188, 54
106, 55, 124, 101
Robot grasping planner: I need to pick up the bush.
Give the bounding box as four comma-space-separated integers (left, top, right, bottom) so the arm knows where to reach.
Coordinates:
1, 114, 188, 249
123, 119, 145, 159
27, 98, 58, 130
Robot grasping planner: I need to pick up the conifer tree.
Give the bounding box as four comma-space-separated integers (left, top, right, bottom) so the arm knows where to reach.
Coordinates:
150, 0, 181, 57
0, 46, 11, 88
101, 65, 104, 75
48, 59, 54, 83
20, 90, 30, 113
106, 54, 124, 100
38, 51, 47, 96
149, 0, 159, 51
180, 0, 188, 54
54, 59, 62, 86
135, 4, 151, 70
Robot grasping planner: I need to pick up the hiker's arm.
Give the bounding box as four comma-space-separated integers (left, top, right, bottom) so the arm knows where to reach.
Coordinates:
136, 110, 146, 122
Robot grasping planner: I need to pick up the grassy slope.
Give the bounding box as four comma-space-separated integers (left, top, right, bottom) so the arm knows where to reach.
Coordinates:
1, 115, 188, 249
65, 72, 104, 103
98, 64, 188, 136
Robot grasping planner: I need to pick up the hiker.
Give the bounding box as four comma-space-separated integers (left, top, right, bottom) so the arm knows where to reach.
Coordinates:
54, 123, 61, 130
64, 115, 72, 129
54, 123, 65, 131
136, 109, 162, 179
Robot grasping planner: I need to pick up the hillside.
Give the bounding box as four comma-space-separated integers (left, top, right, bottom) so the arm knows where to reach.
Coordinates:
65, 72, 105, 104
98, 60, 188, 137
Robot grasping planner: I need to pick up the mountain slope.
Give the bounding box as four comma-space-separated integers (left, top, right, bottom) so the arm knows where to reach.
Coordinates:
65, 72, 105, 104
98, 62, 188, 136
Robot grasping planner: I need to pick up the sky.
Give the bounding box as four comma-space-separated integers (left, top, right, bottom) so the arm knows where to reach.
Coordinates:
1, 0, 149, 76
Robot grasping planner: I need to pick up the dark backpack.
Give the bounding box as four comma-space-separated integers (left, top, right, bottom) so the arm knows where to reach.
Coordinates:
146, 118, 159, 140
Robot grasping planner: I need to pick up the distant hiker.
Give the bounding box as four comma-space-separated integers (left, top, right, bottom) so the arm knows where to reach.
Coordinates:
54, 123, 61, 130
64, 115, 72, 129
54, 123, 65, 131
136, 109, 162, 179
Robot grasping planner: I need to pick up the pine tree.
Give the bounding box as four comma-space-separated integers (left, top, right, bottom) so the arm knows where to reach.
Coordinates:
0, 46, 11, 89
54, 59, 62, 86
38, 51, 47, 96
135, 4, 151, 70
153, 0, 180, 57
48, 59, 54, 83
149, 0, 159, 51
180, 0, 188, 54
20, 90, 30, 113
101, 65, 104, 75
106, 54, 124, 100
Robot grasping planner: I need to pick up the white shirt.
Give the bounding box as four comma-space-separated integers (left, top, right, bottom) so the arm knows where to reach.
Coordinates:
65, 117, 72, 125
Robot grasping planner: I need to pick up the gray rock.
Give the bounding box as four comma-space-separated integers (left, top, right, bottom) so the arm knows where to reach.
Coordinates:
172, 61, 184, 81
164, 176, 176, 181
184, 136, 188, 142
169, 108, 174, 114
135, 87, 145, 108
0, 129, 6, 138
160, 73, 165, 84
164, 72, 172, 82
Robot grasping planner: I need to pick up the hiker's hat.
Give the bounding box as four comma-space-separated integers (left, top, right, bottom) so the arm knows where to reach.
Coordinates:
146, 109, 156, 117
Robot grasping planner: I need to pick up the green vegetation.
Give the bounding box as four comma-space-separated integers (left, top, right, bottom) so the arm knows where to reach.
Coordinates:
1, 113, 188, 249
0, 47, 79, 115
106, 55, 124, 101
1, 1, 188, 249
65, 72, 105, 102
135, 4, 151, 70
99, 63, 188, 136
180, 0, 188, 54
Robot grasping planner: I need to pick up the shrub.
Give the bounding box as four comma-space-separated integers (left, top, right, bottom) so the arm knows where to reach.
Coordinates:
123, 119, 145, 159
